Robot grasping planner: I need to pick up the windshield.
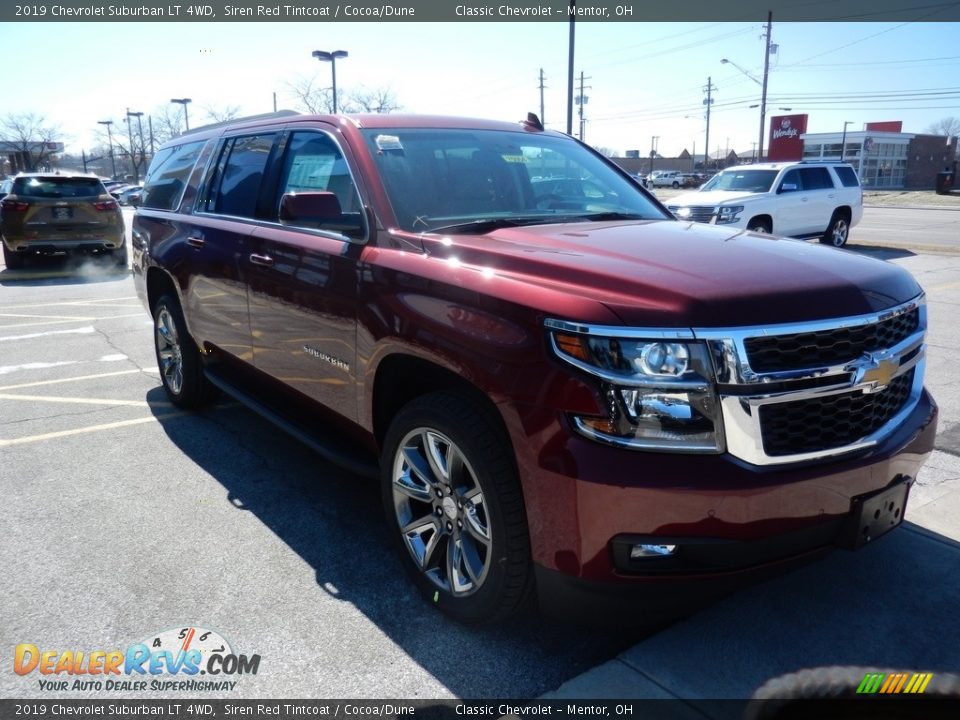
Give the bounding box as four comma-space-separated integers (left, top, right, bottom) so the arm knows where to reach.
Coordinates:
700, 169, 778, 193
361, 128, 668, 232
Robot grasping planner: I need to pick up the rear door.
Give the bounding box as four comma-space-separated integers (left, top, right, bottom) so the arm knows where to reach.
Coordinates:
246, 127, 367, 423
797, 166, 837, 235
181, 132, 281, 359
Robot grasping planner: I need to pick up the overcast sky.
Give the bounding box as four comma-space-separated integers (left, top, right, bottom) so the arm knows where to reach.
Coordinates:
3, 19, 958, 160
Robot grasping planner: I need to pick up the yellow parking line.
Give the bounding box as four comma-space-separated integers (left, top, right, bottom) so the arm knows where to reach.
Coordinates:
0, 393, 173, 408
0, 369, 143, 391
0, 413, 186, 448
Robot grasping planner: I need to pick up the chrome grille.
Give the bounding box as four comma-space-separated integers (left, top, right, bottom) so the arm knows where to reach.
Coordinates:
744, 308, 919, 373
667, 205, 715, 223
759, 369, 915, 457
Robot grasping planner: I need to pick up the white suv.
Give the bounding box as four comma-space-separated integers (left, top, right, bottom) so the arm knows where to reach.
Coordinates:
666, 162, 863, 247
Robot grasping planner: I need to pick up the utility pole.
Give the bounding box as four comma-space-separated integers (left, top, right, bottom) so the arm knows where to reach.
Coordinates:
538, 68, 547, 125
566, 1, 575, 135
650, 136, 659, 175
576, 72, 592, 141
703, 77, 716, 171
758, 11, 773, 162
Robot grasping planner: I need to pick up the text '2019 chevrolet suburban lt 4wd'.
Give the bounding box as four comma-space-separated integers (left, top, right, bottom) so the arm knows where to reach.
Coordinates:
132, 113, 936, 624
667, 161, 863, 247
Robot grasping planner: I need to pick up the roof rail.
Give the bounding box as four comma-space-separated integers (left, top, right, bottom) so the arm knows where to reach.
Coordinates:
181, 109, 302, 136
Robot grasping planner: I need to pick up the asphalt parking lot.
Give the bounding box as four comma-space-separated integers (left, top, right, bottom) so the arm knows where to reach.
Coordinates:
1, 206, 958, 705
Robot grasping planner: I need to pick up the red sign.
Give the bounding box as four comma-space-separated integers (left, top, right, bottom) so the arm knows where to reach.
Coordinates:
767, 114, 808, 161
865, 121, 903, 132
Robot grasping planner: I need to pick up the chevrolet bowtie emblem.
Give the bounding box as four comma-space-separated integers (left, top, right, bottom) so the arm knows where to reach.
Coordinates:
850, 353, 899, 393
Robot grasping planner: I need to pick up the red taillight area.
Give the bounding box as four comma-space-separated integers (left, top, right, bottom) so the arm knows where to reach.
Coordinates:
2, 199, 29, 212
94, 199, 118, 212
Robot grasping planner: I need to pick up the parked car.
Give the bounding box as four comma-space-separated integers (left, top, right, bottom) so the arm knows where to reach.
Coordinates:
118, 185, 143, 206
1, 173, 125, 269
649, 170, 688, 188
132, 113, 935, 624
667, 161, 863, 247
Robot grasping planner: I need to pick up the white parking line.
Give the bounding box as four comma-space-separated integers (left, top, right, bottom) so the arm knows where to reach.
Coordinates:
0, 393, 172, 408
0, 413, 187, 448
0, 369, 142, 391
1, 296, 140, 310
0, 326, 95, 342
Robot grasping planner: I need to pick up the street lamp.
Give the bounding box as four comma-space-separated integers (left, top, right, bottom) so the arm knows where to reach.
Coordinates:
126, 109, 145, 183
840, 121, 853, 161
311, 50, 348, 113
97, 120, 117, 179
170, 98, 192, 131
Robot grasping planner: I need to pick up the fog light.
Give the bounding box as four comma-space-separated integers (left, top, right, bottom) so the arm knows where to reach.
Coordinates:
630, 543, 677, 559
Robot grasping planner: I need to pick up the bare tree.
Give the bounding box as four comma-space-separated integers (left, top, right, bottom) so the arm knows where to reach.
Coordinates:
287, 74, 334, 114
150, 105, 187, 145
0, 112, 64, 171
202, 104, 242, 124
924, 116, 960, 137
287, 74, 401, 114
345, 86, 402, 114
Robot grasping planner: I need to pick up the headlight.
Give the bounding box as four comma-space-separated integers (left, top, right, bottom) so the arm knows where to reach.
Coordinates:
715, 205, 744, 224
546, 321, 724, 453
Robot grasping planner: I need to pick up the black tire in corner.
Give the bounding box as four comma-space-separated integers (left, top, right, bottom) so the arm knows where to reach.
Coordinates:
381, 391, 533, 624
820, 211, 850, 247
2, 243, 24, 269
152, 294, 218, 409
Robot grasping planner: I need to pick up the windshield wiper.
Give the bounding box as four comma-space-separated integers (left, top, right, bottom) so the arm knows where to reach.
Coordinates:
427, 216, 551, 234
572, 211, 651, 222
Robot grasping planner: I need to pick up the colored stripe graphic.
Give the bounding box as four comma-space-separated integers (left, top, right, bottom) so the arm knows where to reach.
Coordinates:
857, 672, 932, 694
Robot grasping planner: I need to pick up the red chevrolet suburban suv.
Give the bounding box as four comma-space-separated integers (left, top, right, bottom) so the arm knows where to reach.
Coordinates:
132, 113, 937, 624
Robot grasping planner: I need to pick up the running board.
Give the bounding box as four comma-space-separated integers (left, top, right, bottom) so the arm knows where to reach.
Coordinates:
204, 368, 380, 480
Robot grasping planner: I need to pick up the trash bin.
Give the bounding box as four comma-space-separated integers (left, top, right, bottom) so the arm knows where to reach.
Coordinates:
936, 171, 954, 194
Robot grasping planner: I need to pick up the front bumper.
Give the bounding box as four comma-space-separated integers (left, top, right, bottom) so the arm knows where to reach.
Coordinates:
514, 387, 937, 612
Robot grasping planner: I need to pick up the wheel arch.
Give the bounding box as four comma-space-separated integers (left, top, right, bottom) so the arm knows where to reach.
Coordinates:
370, 352, 513, 455
747, 214, 774, 232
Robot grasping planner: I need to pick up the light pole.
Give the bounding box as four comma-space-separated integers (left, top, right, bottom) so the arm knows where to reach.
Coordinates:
97, 120, 117, 179
170, 98, 192, 131
650, 136, 659, 176
126, 110, 145, 183
311, 50, 348, 113
722, 16, 773, 160
840, 121, 853, 161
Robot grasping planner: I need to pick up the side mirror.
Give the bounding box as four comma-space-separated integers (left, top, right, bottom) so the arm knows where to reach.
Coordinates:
279, 191, 343, 223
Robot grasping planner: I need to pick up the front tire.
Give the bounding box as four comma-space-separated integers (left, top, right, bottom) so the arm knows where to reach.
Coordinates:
153, 294, 218, 408
381, 392, 533, 624
748, 219, 772, 234
821, 212, 850, 247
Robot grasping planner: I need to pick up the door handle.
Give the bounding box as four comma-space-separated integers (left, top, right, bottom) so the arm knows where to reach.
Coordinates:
249, 253, 275, 268
186, 236, 205, 249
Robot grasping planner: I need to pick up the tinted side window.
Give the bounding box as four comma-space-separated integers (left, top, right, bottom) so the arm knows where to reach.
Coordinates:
799, 166, 834, 190
274, 131, 363, 237
779, 169, 802, 192
141, 140, 206, 211
834, 166, 860, 187
208, 134, 277, 218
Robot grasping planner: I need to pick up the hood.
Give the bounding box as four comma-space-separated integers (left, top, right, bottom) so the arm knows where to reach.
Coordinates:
422, 220, 921, 328
667, 190, 764, 207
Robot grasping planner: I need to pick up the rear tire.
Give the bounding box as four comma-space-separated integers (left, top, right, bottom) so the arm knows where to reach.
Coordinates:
153, 294, 218, 408
820, 211, 850, 247
381, 391, 533, 624
2, 243, 24, 269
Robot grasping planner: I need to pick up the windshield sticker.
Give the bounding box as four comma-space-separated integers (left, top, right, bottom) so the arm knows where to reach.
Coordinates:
500, 154, 528, 163
375, 135, 404, 152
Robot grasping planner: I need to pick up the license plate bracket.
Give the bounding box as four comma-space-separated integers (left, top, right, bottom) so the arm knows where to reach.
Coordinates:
841, 476, 911, 550
52, 207, 73, 220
